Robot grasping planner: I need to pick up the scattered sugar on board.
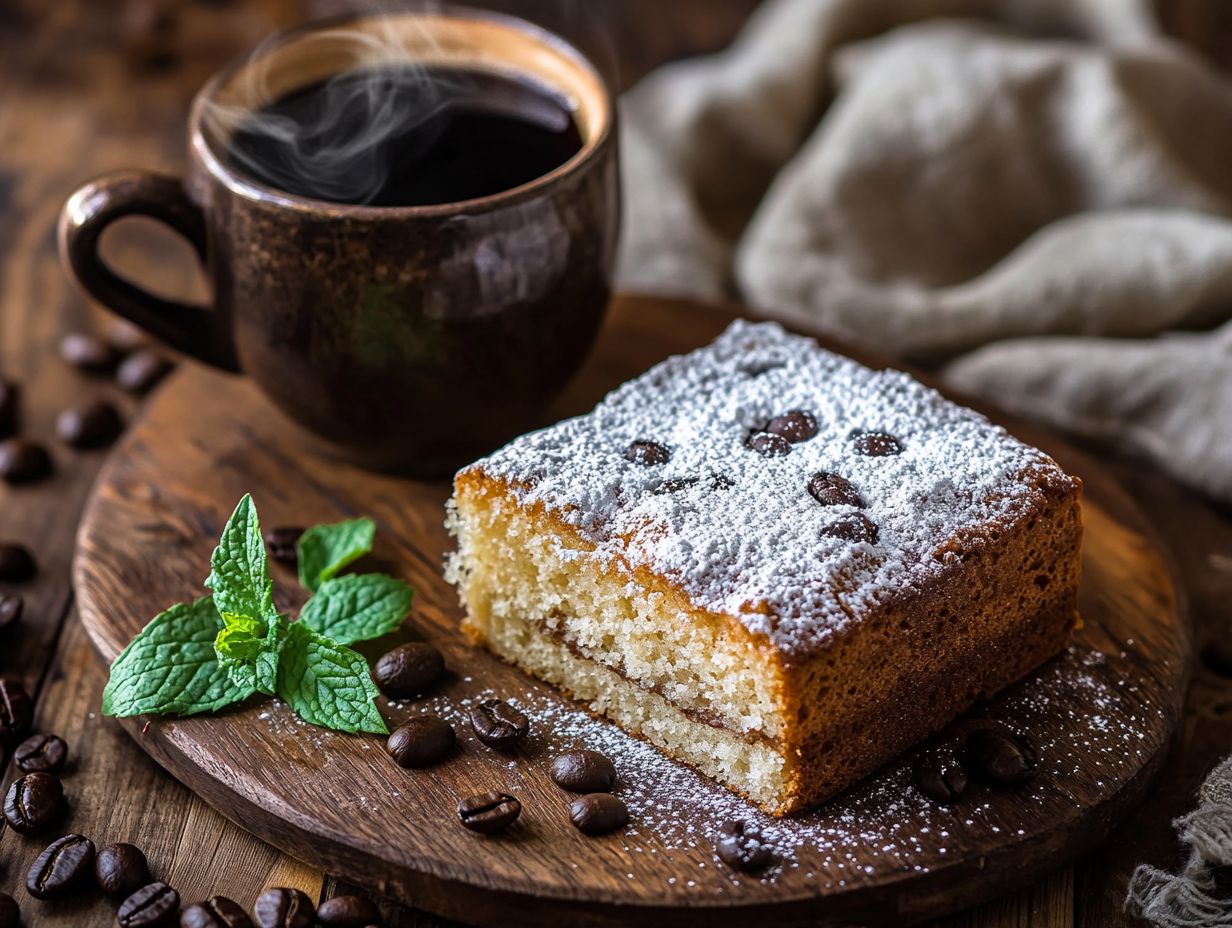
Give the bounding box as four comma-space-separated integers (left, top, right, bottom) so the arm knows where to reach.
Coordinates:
246, 639, 1156, 890
465, 320, 1079, 657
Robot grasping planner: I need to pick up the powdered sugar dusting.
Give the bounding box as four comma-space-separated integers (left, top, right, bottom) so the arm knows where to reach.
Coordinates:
247, 641, 1158, 890
468, 321, 1075, 655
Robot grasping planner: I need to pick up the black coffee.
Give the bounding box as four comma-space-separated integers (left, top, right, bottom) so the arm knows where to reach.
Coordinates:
227, 65, 584, 206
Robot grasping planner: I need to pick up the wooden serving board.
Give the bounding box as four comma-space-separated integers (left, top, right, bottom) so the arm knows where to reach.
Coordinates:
74, 295, 1189, 927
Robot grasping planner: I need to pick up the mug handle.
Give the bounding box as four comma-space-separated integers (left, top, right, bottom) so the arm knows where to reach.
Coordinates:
58, 171, 239, 372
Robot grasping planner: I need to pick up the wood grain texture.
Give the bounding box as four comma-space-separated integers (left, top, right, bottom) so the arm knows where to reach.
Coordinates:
2, 1, 1230, 926
72, 295, 1188, 927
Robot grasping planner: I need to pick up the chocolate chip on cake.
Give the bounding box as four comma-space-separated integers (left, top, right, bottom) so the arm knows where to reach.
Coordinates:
746, 431, 791, 457
913, 747, 968, 802
852, 430, 902, 457
765, 410, 818, 443
60, 332, 121, 374
715, 819, 775, 871
963, 728, 1038, 786
820, 512, 879, 543
653, 476, 699, 494
550, 749, 616, 793
263, 526, 303, 566
57, 399, 124, 449
808, 472, 864, 508
0, 543, 36, 582
624, 439, 670, 466
0, 439, 52, 484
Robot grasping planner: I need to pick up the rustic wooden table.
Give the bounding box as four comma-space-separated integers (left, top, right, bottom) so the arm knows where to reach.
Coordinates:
0, 1, 1229, 926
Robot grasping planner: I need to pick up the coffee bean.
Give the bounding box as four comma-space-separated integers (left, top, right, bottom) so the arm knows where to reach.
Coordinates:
715, 819, 775, 871
0, 893, 17, 928
765, 410, 818, 443
117, 349, 174, 395
1201, 639, 1232, 678
373, 642, 444, 699
96, 842, 151, 897
469, 699, 529, 749
119, 882, 180, 928
550, 750, 616, 793
0, 380, 19, 439
316, 894, 380, 928
254, 887, 314, 928
4, 772, 66, 834
61, 332, 122, 373
808, 472, 864, 508
624, 440, 670, 466
569, 793, 628, 835
852, 430, 902, 456
456, 792, 521, 835
820, 512, 879, 543
963, 728, 1038, 786
15, 732, 68, 774
26, 833, 96, 898
387, 716, 454, 767
0, 439, 52, 484
108, 321, 148, 354
0, 676, 33, 749
181, 896, 254, 928
0, 593, 22, 632
263, 526, 303, 566
913, 748, 968, 803
57, 398, 124, 449
746, 431, 791, 457
0, 543, 36, 581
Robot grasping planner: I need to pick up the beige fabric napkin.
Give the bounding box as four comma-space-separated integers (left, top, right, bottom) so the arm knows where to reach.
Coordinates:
618, 0, 1232, 503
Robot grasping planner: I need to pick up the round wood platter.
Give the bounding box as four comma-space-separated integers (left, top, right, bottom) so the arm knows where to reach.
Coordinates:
75, 295, 1189, 927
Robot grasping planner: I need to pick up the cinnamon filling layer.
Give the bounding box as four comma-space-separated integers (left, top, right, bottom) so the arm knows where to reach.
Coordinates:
539, 620, 779, 749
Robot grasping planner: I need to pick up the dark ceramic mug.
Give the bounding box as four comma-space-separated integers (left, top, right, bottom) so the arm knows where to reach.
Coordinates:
59, 8, 618, 475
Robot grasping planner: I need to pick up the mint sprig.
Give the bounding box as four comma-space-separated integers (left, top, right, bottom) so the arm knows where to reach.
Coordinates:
103, 596, 253, 718
103, 495, 411, 735
297, 517, 376, 593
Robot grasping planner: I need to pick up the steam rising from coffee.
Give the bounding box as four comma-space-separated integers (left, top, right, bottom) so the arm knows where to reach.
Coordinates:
205, 19, 583, 207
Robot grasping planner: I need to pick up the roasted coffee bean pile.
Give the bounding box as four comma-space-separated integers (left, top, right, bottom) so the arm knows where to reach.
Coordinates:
0, 325, 172, 490
5, 808, 387, 927
369, 634, 638, 840
911, 727, 1041, 803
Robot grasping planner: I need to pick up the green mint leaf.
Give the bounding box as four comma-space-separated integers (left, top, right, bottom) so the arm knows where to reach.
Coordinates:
214, 614, 266, 661
102, 596, 254, 717
297, 518, 376, 593
298, 574, 412, 646
206, 494, 275, 623
276, 622, 387, 734
215, 613, 283, 697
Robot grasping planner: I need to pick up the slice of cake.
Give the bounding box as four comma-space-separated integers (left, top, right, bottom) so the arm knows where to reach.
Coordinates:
446, 321, 1082, 815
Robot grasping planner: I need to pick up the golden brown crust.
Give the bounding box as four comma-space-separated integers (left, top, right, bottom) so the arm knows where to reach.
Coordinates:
453, 464, 1083, 816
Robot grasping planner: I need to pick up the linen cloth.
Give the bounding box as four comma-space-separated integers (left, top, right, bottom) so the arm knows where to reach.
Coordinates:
617, 0, 1232, 503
